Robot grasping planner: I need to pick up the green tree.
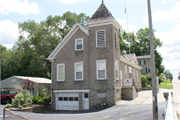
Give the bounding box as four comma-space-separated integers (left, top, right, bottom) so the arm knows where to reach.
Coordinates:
163, 70, 173, 81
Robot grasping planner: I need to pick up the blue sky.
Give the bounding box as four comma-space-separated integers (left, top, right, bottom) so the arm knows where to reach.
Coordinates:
0, 0, 179, 80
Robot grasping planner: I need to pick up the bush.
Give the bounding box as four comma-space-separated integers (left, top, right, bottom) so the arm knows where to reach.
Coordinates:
39, 86, 46, 98
5, 104, 12, 108
145, 73, 151, 81
18, 105, 23, 109
159, 75, 164, 84
147, 85, 151, 88
141, 75, 148, 87
12, 90, 32, 107
37, 97, 44, 105
32, 96, 39, 104
43, 95, 51, 106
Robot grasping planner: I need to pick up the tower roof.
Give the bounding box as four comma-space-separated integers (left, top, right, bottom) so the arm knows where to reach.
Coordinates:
87, 1, 114, 23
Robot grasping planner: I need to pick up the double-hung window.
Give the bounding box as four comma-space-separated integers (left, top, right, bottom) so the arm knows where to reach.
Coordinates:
57, 63, 65, 81
96, 30, 106, 47
125, 66, 127, 79
115, 32, 118, 49
140, 60, 145, 65
75, 38, 83, 50
129, 67, 132, 79
75, 62, 83, 80
115, 60, 119, 79
96, 60, 106, 79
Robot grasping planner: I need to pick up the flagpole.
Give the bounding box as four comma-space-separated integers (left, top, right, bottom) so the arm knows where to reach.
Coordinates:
125, 3, 130, 54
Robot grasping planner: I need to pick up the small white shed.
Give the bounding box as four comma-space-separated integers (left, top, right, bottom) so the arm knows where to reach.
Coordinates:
0, 76, 51, 96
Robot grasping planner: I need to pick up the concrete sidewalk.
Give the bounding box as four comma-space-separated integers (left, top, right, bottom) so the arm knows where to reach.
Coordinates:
117, 89, 172, 105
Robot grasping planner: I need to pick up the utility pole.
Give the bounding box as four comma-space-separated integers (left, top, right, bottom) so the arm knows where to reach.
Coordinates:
147, 0, 158, 119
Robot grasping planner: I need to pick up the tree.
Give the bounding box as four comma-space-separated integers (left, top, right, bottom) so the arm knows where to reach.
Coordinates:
1, 11, 90, 80
178, 72, 180, 80
163, 70, 173, 81
119, 28, 164, 74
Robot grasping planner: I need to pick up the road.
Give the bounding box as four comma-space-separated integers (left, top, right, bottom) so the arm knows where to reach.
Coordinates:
2, 89, 171, 120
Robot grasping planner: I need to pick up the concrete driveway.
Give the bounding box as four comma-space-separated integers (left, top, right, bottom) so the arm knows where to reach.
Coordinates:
6, 89, 171, 120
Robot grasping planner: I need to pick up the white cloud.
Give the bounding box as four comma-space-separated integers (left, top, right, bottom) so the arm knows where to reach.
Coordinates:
0, 0, 40, 15
117, 18, 137, 33
0, 20, 20, 48
161, 1, 167, 5
143, 1, 180, 23
59, 0, 87, 4
156, 24, 180, 80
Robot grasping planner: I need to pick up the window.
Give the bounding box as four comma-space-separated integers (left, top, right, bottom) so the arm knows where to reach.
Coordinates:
75, 62, 83, 80
97, 90, 107, 98
125, 66, 127, 79
115, 32, 118, 49
75, 38, 83, 50
140, 60, 145, 65
120, 71, 122, 87
129, 67, 132, 79
96, 60, 106, 79
74, 97, 78, 101
84, 93, 88, 98
59, 97, 63, 101
146, 67, 151, 73
115, 61, 119, 79
137, 70, 138, 82
96, 30, 106, 47
69, 97, 73, 101
57, 63, 65, 81
64, 97, 68, 101
133, 69, 135, 82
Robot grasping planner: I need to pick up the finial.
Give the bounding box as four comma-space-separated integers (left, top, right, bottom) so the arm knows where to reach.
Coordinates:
102, 0, 104, 3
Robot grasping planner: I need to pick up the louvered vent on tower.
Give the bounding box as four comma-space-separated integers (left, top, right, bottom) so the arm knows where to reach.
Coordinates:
96, 30, 105, 47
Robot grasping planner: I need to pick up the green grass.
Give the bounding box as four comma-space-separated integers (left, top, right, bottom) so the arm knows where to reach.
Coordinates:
157, 83, 173, 89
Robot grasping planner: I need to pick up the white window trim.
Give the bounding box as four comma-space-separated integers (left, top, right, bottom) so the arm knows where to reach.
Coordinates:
115, 31, 118, 49
57, 63, 65, 81
74, 62, 83, 81
115, 60, 119, 80
120, 71, 122, 87
96, 59, 106, 79
133, 69, 135, 82
75, 38, 83, 51
137, 70, 138, 82
125, 65, 127, 79
96, 29, 106, 48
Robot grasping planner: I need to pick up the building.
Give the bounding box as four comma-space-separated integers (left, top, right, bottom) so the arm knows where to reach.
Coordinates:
47, 1, 142, 110
0, 76, 51, 96
136, 55, 151, 75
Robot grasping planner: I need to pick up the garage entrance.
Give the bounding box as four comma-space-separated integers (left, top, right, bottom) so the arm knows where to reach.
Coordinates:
57, 93, 79, 110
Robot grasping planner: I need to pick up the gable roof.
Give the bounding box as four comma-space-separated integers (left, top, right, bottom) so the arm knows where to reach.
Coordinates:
124, 54, 135, 61
87, 1, 114, 23
47, 23, 89, 60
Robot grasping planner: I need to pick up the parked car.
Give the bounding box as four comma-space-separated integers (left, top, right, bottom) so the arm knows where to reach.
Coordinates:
1, 90, 17, 104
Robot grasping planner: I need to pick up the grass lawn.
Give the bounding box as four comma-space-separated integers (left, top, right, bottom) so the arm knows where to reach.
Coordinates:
157, 83, 173, 89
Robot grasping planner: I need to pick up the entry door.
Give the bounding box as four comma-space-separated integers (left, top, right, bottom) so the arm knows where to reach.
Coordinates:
83, 93, 89, 109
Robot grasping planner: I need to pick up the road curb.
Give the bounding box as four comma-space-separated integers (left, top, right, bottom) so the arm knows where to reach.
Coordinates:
5, 108, 31, 120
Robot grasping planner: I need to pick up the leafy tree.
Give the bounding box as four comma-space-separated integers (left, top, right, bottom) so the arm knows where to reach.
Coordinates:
1, 12, 90, 80
119, 28, 164, 74
163, 70, 173, 81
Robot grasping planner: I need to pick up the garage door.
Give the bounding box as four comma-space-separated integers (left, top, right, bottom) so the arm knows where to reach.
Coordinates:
57, 93, 79, 110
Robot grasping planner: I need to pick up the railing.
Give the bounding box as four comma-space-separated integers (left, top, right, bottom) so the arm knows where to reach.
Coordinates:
164, 92, 177, 120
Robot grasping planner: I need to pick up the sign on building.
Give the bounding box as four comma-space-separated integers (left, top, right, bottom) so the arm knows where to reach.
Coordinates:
124, 79, 132, 85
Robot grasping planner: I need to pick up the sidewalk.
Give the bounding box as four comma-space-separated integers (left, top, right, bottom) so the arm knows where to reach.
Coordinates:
117, 88, 172, 105
172, 81, 180, 119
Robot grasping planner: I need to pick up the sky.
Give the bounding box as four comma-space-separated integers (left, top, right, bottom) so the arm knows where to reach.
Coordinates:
0, 0, 180, 80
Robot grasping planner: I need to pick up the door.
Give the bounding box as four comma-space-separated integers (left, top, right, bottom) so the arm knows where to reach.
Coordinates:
57, 93, 79, 110
83, 93, 89, 109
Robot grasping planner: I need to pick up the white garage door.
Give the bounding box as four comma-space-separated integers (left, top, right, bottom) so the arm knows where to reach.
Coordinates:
57, 93, 79, 110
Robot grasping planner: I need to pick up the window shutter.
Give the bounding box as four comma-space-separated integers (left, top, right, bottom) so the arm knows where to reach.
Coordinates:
144, 60, 145, 65
146, 67, 147, 73
140, 61, 141, 65
97, 30, 105, 47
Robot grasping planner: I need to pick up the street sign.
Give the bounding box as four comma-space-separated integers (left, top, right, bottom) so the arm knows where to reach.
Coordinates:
124, 79, 132, 85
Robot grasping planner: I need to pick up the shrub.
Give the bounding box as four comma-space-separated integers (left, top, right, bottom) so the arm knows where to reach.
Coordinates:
39, 86, 46, 98
141, 75, 148, 87
159, 75, 164, 84
147, 85, 151, 88
5, 104, 12, 108
43, 95, 51, 106
150, 83, 152, 87
145, 73, 151, 81
18, 105, 23, 109
37, 97, 44, 105
32, 96, 39, 104
12, 90, 32, 107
